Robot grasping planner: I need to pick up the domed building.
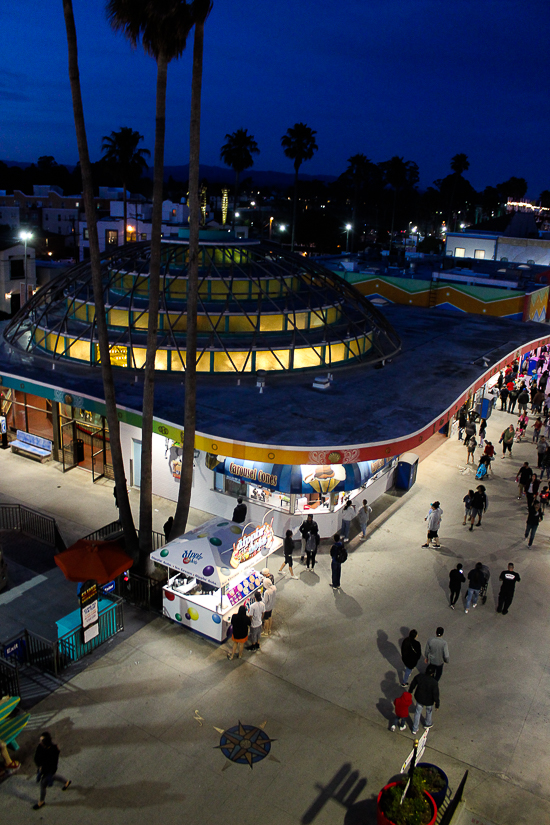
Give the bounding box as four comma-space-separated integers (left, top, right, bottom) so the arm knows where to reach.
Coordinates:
5, 234, 401, 375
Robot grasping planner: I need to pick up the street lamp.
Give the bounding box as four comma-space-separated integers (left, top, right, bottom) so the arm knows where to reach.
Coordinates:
269, 216, 274, 240
20, 231, 32, 302
345, 224, 352, 253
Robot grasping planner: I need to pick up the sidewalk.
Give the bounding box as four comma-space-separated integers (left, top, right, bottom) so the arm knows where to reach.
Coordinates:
1, 409, 550, 824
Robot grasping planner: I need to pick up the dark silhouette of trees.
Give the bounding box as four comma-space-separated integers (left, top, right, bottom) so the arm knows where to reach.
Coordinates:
281, 122, 318, 251
220, 128, 259, 227
497, 176, 528, 202
101, 126, 150, 242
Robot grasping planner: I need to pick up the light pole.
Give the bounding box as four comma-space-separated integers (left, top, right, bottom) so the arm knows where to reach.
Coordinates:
269, 216, 273, 240
20, 231, 32, 303
345, 224, 352, 253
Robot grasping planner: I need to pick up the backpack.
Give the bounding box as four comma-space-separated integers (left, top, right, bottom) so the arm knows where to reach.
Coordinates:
305, 533, 317, 553
333, 543, 347, 564
475, 462, 487, 480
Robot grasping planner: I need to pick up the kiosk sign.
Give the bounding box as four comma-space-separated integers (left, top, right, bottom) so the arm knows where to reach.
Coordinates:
80, 579, 99, 644
230, 521, 274, 569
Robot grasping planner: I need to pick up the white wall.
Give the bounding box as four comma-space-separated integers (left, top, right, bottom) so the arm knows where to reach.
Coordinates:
445, 235, 496, 260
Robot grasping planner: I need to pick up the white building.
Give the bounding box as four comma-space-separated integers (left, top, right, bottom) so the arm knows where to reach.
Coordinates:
0, 241, 36, 316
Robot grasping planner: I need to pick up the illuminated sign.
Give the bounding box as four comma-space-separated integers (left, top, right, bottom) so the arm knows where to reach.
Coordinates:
230, 521, 274, 569
228, 461, 277, 487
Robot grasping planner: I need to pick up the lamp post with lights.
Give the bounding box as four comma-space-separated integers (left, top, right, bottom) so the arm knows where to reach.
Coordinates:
345, 224, 352, 253
20, 230, 32, 303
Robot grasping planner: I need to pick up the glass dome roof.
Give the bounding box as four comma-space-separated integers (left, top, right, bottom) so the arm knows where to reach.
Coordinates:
4, 238, 401, 374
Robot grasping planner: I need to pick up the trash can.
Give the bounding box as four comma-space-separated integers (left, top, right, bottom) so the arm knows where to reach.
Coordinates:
395, 452, 419, 490
76, 438, 85, 462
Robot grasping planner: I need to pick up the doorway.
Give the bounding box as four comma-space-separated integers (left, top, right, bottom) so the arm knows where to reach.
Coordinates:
132, 440, 142, 488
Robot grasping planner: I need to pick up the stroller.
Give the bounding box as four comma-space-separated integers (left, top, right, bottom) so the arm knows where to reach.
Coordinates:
475, 457, 489, 480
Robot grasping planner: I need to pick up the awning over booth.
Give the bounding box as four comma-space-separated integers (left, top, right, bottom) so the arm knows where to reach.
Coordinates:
150, 517, 278, 589
207, 455, 392, 494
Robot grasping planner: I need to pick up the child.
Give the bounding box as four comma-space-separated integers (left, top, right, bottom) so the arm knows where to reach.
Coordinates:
540, 486, 549, 513
463, 489, 474, 525
466, 435, 477, 464
533, 418, 543, 443
390, 690, 413, 732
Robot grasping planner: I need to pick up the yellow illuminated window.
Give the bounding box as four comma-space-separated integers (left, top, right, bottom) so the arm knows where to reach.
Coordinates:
259, 314, 284, 332
171, 351, 185, 371
66, 338, 91, 361
108, 345, 128, 366
329, 343, 346, 363
289, 312, 308, 330
348, 339, 361, 358
255, 350, 289, 370
132, 347, 147, 369
196, 352, 211, 372
74, 302, 88, 321
155, 350, 168, 370
326, 306, 338, 325
228, 315, 256, 332
109, 309, 129, 327
231, 280, 250, 297
210, 280, 230, 298
168, 279, 186, 296
309, 310, 325, 328
167, 314, 186, 331
213, 351, 251, 372
293, 347, 323, 369
133, 312, 149, 329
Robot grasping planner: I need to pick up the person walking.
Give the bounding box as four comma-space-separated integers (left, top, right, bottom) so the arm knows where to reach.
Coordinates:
246, 591, 265, 651
462, 490, 474, 525
410, 665, 440, 734
329, 533, 347, 589
400, 629, 422, 687
227, 604, 250, 660
465, 562, 485, 612
299, 514, 318, 563
279, 529, 298, 578
515, 462, 533, 500
422, 501, 443, 547
469, 485, 488, 530
508, 388, 518, 414
497, 563, 521, 614
525, 473, 540, 509
33, 732, 71, 810
500, 424, 515, 457
536, 435, 547, 468
464, 418, 476, 445
424, 627, 449, 681
478, 418, 487, 447
390, 689, 413, 732
305, 526, 320, 571
518, 387, 530, 415
261, 576, 277, 637
449, 563, 466, 609
357, 499, 372, 539
483, 441, 495, 475
340, 498, 356, 542
466, 435, 477, 464
232, 497, 247, 524
525, 500, 543, 547
533, 417, 543, 443
479, 563, 491, 604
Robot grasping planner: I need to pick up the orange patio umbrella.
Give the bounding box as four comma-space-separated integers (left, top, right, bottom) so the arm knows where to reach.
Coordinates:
55, 538, 133, 584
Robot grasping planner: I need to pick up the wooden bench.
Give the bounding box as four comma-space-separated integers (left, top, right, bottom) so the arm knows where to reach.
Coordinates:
0, 712, 30, 751
10, 430, 52, 462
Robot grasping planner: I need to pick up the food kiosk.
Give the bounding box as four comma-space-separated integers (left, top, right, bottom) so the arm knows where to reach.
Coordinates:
150, 516, 281, 643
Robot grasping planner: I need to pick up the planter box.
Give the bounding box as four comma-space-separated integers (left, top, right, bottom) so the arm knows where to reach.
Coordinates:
417, 762, 449, 809
377, 781, 437, 825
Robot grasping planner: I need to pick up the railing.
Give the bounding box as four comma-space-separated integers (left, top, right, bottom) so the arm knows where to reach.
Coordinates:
57, 595, 124, 666
83, 520, 122, 542
0, 656, 20, 697
115, 572, 165, 612
0, 503, 59, 547
1, 629, 61, 676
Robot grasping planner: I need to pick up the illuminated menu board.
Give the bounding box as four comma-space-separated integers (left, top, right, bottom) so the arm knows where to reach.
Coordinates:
226, 571, 262, 607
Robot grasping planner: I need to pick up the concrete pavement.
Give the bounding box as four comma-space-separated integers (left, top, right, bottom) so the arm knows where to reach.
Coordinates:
1, 407, 550, 824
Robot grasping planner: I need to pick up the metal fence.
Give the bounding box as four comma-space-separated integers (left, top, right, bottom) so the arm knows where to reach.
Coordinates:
0, 656, 20, 697
0, 503, 58, 546
57, 595, 124, 666
83, 523, 165, 552
115, 572, 165, 612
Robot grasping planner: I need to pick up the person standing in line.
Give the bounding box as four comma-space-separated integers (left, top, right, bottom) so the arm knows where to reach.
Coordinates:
449, 563, 466, 609
457, 407, 467, 440
357, 499, 372, 539
533, 389, 545, 414
466, 435, 477, 465
232, 497, 247, 524
299, 513, 318, 563
424, 627, 449, 682
499, 386, 509, 411
390, 689, 413, 732
479, 563, 491, 604
246, 591, 265, 651
468, 485, 488, 530
305, 525, 320, 570
422, 501, 443, 547
261, 576, 277, 637
465, 562, 485, 613
525, 500, 543, 547
340, 498, 356, 542
163, 516, 174, 542
410, 664, 440, 735
497, 370, 504, 389
329, 533, 347, 589
497, 563, 521, 614
462, 490, 474, 525
540, 444, 550, 480
516, 462, 533, 500
279, 529, 298, 578
517, 387, 530, 415
500, 424, 515, 457
508, 388, 518, 414
483, 441, 495, 475
533, 417, 543, 443
464, 418, 476, 446
478, 418, 487, 447
33, 732, 71, 810
400, 629, 422, 687
227, 605, 250, 660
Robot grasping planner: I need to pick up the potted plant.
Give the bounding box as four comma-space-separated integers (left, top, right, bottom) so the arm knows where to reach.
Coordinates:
377, 772, 437, 825
416, 762, 448, 809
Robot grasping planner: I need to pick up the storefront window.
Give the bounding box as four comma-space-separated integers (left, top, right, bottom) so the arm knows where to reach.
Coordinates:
6, 391, 53, 440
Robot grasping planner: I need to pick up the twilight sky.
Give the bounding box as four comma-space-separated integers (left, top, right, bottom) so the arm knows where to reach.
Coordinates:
2, 1, 549, 196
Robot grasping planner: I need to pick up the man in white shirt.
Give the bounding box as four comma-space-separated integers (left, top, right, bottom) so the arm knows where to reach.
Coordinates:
246, 591, 265, 651
261, 576, 277, 637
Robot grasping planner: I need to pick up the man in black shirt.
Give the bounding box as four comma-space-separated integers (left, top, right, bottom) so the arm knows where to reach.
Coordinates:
410, 664, 440, 735
449, 563, 466, 609
465, 562, 485, 613
232, 497, 247, 524
497, 563, 521, 614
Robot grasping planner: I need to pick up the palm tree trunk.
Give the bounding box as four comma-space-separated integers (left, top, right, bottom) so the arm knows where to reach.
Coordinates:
61, 0, 138, 559
291, 166, 299, 252
171, 17, 205, 539
123, 182, 127, 244
139, 50, 168, 566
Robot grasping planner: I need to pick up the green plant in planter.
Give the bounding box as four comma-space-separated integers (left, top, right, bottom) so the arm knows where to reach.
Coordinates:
414, 766, 445, 795
379, 774, 434, 825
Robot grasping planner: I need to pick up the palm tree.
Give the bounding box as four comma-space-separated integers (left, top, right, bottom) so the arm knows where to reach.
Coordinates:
101, 126, 150, 242
281, 123, 318, 252
379, 156, 419, 255
450, 153, 470, 176
345, 154, 373, 252
171, 0, 213, 541
61, 0, 138, 559
220, 128, 259, 228
107, 0, 194, 566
